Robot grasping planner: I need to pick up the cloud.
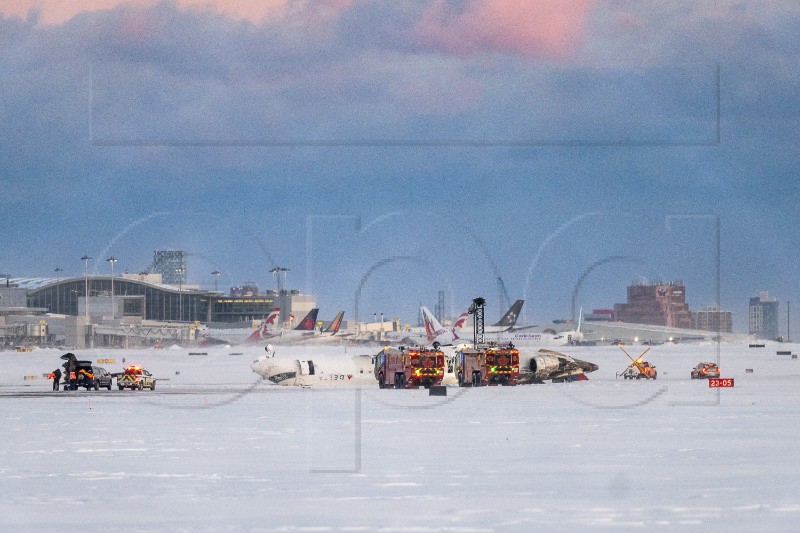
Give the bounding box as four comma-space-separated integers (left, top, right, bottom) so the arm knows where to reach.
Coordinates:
0, 0, 289, 26
1, 0, 799, 325
415, 0, 595, 58
3, 1, 596, 60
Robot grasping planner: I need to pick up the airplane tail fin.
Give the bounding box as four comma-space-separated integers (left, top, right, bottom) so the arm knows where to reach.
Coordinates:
324, 311, 345, 334
294, 309, 319, 331
265, 307, 280, 326
421, 306, 444, 341
247, 308, 282, 342
246, 325, 265, 342
494, 300, 524, 327
452, 311, 470, 330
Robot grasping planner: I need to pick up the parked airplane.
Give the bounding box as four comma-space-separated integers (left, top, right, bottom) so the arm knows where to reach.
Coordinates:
262, 309, 349, 342
423, 307, 470, 344
550, 308, 585, 345
423, 300, 530, 347
201, 308, 281, 345
281, 310, 350, 344
475, 308, 585, 347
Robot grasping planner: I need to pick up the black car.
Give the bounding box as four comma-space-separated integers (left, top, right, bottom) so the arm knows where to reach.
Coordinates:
61, 359, 98, 390
92, 366, 113, 390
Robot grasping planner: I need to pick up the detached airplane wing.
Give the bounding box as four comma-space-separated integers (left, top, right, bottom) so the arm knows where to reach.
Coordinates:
522, 348, 599, 383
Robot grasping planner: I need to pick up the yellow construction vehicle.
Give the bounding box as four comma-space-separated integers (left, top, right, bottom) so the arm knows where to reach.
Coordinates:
617, 347, 657, 380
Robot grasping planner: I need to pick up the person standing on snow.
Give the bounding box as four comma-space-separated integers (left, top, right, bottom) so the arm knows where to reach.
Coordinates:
50, 368, 62, 391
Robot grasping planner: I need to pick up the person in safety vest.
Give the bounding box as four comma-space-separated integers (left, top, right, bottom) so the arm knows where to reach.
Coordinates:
49, 368, 62, 391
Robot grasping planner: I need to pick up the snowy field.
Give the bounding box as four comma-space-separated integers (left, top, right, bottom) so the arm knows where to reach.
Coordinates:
2, 342, 800, 531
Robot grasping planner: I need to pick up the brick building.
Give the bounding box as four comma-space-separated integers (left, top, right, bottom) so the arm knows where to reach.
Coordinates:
613, 282, 693, 328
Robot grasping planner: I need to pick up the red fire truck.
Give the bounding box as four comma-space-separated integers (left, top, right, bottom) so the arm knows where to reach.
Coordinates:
374, 347, 445, 389
456, 344, 520, 387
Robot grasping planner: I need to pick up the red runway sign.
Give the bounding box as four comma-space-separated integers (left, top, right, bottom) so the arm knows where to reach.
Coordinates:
709, 378, 734, 388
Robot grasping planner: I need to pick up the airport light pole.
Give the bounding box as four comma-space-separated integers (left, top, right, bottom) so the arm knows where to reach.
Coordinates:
176, 267, 186, 322
106, 256, 117, 319
81, 255, 91, 320
54, 268, 63, 311
270, 267, 290, 292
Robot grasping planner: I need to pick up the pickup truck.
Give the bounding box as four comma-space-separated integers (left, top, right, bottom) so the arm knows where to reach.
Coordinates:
117, 366, 156, 390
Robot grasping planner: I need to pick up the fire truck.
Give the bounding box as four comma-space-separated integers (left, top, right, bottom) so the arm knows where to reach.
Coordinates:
455, 344, 520, 387
374, 346, 445, 389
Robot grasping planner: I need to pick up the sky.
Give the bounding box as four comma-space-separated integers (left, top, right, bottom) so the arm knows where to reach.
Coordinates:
1, 0, 799, 332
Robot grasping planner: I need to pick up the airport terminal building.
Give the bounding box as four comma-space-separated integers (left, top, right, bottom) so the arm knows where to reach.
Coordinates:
24, 277, 278, 323
0, 276, 315, 348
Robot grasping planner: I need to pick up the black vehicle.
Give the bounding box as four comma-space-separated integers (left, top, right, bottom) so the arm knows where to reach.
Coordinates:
60, 357, 98, 390
92, 366, 113, 390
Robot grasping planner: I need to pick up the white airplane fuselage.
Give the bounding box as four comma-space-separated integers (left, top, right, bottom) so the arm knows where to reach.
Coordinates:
251, 353, 377, 387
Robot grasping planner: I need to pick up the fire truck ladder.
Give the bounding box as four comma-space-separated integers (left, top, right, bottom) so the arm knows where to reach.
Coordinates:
469, 297, 486, 347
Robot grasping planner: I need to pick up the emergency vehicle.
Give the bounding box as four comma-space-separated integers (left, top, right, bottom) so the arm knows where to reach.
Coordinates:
117, 365, 156, 390
455, 345, 520, 387
374, 347, 445, 389
691, 362, 720, 379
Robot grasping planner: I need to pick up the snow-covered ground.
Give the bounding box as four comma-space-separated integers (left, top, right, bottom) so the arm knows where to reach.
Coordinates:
2, 342, 799, 531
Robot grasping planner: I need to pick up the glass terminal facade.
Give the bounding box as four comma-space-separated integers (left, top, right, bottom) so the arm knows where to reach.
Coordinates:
27, 278, 275, 323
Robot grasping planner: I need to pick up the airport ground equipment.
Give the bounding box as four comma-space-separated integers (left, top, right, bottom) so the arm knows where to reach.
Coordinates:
374, 346, 445, 389
455, 344, 520, 386
117, 365, 156, 390
616, 347, 657, 380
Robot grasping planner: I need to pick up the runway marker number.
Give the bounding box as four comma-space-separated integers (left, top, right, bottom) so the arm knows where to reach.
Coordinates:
709, 378, 734, 388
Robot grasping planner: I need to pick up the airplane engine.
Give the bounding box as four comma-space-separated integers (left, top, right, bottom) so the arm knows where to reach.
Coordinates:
529, 353, 565, 382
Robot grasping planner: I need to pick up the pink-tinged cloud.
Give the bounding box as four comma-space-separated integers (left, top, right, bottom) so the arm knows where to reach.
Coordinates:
416, 0, 596, 59
0, 0, 291, 26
